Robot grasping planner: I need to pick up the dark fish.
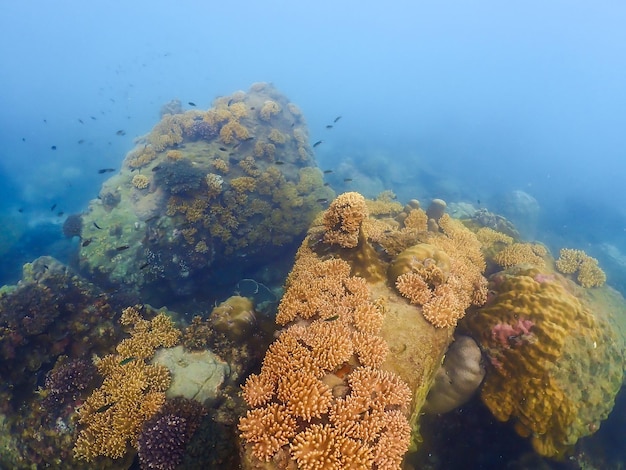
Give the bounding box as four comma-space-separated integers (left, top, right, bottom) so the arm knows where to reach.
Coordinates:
21, 137, 25, 142
152, 165, 161, 172
139, 262, 150, 270
78, 119, 84, 124
274, 160, 285, 165
57, 211, 64, 217
477, 199, 481, 205
17, 208, 24, 213
77, 139, 85, 144
323, 182, 330, 187
93, 222, 103, 230
323, 169, 333, 174
95, 403, 114, 413
90, 116, 97, 120
50, 204, 57, 211
326, 125, 333, 129
98, 168, 115, 174
188, 101, 196, 107
115, 245, 130, 251
119, 357, 136, 365
250, 106, 256, 110
324, 314, 339, 322
219, 147, 228, 151
50, 145, 57, 150
116, 130, 126, 136
144, 215, 159, 223
81, 238, 93, 247
316, 198, 329, 204
313, 140, 323, 148
43, 119, 47, 123
333, 116, 342, 123
344, 178, 353, 182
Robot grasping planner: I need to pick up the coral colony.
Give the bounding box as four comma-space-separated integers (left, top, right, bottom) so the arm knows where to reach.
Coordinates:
0, 83, 623, 470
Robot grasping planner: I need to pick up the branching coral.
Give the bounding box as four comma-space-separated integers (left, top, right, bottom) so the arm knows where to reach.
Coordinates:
555, 248, 606, 287
259, 100, 281, 121
322, 192, 369, 248
239, 253, 411, 467
74, 306, 181, 461
131, 174, 150, 190
493, 242, 547, 268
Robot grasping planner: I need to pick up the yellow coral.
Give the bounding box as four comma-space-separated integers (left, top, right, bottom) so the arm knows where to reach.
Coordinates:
74, 306, 180, 461
211, 158, 229, 173
462, 266, 621, 457
131, 174, 149, 189
268, 128, 287, 145
166, 149, 183, 161
260, 100, 281, 121
230, 176, 257, 193
228, 101, 249, 119
556, 248, 606, 287
493, 243, 547, 268
220, 119, 250, 144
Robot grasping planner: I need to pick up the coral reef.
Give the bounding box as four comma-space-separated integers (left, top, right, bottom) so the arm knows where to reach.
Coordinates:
77, 83, 331, 302
73, 305, 181, 461
460, 265, 625, 457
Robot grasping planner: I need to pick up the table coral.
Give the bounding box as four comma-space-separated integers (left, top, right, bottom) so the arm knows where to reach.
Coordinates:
73, 305, 181, 461
461, 265, 624, 457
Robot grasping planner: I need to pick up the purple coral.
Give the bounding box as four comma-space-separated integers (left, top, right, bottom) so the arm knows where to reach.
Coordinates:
138, 414, 188, 470
42, 359, 95, 412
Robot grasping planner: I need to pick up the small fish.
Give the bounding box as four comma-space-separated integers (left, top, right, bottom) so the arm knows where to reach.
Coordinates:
81, 238, 93, 247
250, 106, 256, 110
78, 119, 84, 124
115, 245, 130, 251
50, 145, 57, 150
42, 265, 49, 270
151, 165, 161, 172
116, 130, 126, 136
95, 403, 114, 413
324, 314, 339, 322
144, 215, 159, 223
57, 211, 64, 217
98, 168, 115, 174
323, 182, 330, 187
50, 204, 57, 211
313, 140, 323, 148
188, 101, 196, 107
219, 147, 228, 151
316, 198, 329, 204
93, 222, 103, 230
477, 199, 481, 205
326, 125, 333, 129
17, 208, 24, 213
90, 116, 97, 120
119, 357, 136, 365
139, 262, 150, 270
21, 137, 25, 142
343, 178, 353, 182
274, 160, 285, 165
323, 169, 333, 174
333, 116, 342, 123
77, 139, 85, 144
227, 98, 234, 106
43, 119, 47, 123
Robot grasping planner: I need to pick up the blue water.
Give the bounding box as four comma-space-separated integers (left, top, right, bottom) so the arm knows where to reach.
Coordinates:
1, 1, 626, 467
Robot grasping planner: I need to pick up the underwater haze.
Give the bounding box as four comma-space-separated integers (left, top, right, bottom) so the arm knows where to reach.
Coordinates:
2, 1, 626, 469
2, 1, 626, 282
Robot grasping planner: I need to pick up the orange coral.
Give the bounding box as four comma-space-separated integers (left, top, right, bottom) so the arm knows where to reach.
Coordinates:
131, 174, 149, 189
219, 119, 250, 144
239, 252, 411, 467
74, 306, 180, 461
323, 192, 368, 248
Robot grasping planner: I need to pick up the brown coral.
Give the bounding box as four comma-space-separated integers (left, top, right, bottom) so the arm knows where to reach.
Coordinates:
323, 192, 368, 248
493, 242, 547, 268
260, 100, 281, 120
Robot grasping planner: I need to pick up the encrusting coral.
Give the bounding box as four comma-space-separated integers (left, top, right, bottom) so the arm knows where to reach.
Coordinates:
460, 265, 624, 457
73, 305, 181, 461
555, 248, 606, 287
